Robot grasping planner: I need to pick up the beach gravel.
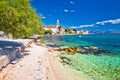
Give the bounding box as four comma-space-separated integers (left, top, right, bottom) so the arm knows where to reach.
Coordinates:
0, 43, 86, 80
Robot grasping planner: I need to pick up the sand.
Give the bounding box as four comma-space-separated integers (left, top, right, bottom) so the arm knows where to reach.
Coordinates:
0, 43, 85, 80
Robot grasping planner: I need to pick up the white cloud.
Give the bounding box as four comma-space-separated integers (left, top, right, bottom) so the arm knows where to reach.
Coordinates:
70, 18, 120, 29
70, 26, 78, 29
42, 16, 46, 19
96, 22, 105, 25
70, 24, 95, 29
79, 24, 95, 28
70, 1, 75, 5
96, 18, 120, 25
70, 10, 75, 12
64, 9, 69, 12
107, 19, 120, 24
64, 9, 75, 13
39, 14, 46, 19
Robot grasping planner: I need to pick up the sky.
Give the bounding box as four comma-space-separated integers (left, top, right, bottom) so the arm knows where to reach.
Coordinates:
31, 0, 120, 31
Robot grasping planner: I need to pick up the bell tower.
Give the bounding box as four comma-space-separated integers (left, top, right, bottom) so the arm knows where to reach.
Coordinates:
56, 19, 60, 28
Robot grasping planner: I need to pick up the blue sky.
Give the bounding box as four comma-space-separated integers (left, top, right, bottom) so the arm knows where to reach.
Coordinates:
31, 0, 120, 31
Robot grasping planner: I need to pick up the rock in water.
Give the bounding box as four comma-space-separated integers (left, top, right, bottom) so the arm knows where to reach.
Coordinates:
89, 46, 98, 50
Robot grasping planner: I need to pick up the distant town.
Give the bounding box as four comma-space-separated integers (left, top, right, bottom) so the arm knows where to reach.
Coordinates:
44, 19, 89, 35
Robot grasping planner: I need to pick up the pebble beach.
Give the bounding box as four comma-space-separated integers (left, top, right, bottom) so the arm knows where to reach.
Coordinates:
0, 40, 86, 80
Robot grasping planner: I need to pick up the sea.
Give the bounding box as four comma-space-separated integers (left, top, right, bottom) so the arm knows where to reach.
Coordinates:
42, 34, 120, 55
42, 34, 120, 79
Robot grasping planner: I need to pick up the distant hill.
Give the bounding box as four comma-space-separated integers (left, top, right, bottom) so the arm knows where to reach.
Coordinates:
89, 30, 120, 34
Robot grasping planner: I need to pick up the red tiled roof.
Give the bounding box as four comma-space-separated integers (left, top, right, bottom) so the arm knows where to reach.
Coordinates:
46, 25, 55, 28
83, 30, 88, 32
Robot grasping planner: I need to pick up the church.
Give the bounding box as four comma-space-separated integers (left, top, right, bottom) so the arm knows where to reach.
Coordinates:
44, 19, 65, 35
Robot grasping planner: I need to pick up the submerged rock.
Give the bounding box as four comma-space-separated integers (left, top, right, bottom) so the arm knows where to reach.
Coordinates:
80, 48, 113, 55
83, 47, 89, 50
57, 45, 114, 56
89, 46, 98, 50
47, 44, 64, 48
57, 47, 80, 55
60, 56, 72, 65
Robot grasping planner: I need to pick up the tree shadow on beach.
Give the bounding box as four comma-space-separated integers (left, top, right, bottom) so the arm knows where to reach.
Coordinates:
21, 50, 30, 57
0, 40, 30, 67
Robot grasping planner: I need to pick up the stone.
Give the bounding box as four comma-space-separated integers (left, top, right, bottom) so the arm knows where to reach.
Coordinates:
60, 56, 72, 65
68, 48, 74, 52
11, 60, 18, 64
83, 47, 89, 50
47, 44, 60, 47
77, 48, 85, 53
89, 46, 98, 50
59, 47, 79, 53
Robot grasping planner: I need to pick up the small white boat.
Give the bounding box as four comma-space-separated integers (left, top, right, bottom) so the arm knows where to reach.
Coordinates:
79, 36, 82, 38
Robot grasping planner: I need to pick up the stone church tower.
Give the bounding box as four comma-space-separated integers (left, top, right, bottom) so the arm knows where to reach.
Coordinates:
56, 19, 60, 28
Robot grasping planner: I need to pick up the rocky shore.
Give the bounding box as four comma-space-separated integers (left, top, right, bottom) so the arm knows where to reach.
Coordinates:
0, 40, 87, 80
1, 38, 118, 80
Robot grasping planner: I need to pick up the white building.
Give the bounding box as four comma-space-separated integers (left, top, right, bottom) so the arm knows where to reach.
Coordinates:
44, 19, 63, 35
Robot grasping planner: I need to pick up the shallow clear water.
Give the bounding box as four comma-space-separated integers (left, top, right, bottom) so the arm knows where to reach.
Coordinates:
42, 34, 120, 80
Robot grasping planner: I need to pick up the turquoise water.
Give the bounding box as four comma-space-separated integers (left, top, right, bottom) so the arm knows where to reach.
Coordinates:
42, 34, 120, 54
42, 34, 120, 80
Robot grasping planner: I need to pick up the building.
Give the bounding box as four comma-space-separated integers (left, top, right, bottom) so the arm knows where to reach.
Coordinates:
44, 19, 60, 35
77, 30, 89, 34
44, 25, 57, 35
44, 19, 65, 35
56, 19, 65, 35
44, 19, 89, 35
59, 28, 65, 35
82, 30, 89, 34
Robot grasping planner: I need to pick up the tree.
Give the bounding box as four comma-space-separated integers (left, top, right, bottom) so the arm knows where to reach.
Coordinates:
73, 29, 77, 34
0, 0, 44, 39
58, 26, 62, 34
65, 27, 72, 34
44, 30, 53, 35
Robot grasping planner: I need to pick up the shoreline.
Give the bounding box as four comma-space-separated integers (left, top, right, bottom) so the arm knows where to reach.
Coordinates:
0, 39, 86, 80
40, 37, 120, 80
0, 38, 120, 80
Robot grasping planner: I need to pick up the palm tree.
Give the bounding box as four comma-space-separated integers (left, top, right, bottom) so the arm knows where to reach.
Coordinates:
58, 26, 62, 34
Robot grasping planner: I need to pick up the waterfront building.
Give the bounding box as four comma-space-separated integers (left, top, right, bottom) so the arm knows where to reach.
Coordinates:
44, 19, 65, 35
44, 19, 89, 35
